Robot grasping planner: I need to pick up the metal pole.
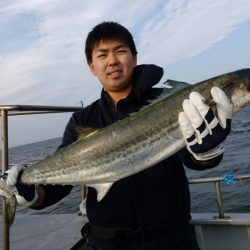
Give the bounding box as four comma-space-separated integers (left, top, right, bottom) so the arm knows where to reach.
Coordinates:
1, 109, 10, 250
214, 181, 224, 219
80, 185, 86, 201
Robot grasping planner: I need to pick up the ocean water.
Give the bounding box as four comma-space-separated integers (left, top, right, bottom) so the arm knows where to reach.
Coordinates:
1, 106, 250, 215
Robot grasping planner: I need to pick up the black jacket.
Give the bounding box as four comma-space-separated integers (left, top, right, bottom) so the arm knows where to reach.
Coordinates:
36, 64, 222, 229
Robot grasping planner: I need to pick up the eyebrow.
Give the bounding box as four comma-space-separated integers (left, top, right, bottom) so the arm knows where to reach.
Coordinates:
94, 45, 128, 53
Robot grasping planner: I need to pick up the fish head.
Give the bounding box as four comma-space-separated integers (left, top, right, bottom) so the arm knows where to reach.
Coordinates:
231, 82, 250, 113
222, 69, 250, 114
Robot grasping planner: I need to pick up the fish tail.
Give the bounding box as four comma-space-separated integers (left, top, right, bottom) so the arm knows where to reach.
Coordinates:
3, 195, 17, 227
0, 179, 17, 228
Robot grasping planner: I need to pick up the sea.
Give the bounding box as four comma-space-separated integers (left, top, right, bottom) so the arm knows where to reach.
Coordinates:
1, 106, 250, 216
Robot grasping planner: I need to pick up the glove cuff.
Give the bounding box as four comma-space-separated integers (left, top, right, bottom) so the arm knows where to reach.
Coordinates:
16, 189, 38, 207
189, 143, 224, 161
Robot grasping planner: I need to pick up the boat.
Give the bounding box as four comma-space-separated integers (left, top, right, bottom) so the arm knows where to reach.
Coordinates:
1, 105, 250, 250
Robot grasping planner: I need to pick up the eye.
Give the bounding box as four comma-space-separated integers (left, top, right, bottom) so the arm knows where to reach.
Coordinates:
97, 53, 106, 59
117, 49, 126, 54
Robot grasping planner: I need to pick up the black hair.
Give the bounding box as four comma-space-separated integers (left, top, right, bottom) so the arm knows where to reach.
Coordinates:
85, 21, 137, 63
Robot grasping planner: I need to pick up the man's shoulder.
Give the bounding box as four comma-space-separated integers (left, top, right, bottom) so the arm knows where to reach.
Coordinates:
74, 99, 100, 114
71, 98, 102, 126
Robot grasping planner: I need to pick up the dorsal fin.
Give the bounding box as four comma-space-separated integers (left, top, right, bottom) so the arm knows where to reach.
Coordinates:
162, 79, 190, 95
147, 79, 191, 106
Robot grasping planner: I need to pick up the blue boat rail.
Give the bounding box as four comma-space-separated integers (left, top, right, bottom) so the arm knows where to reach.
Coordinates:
1, 104, 250, 250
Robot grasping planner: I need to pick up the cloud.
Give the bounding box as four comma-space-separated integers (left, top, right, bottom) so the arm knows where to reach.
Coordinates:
136, 0, 250, 65
1, 0, 250, 106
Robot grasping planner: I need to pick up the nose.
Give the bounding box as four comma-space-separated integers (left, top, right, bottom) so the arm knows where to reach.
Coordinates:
108, 52, 119, 66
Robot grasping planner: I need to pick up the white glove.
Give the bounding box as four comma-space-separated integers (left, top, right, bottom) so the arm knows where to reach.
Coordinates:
178, 87, 233, 161
0, 164, 37, 207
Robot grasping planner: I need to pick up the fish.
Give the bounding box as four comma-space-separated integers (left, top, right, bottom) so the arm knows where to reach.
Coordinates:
0, 174, 17, 226
1, 68, 250, 227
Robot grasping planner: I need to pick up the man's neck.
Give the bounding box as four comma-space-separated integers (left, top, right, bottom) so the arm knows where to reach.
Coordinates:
106, 85, 133, 106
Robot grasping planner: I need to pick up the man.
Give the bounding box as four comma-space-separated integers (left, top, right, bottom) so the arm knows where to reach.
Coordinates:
0, 22, 232, 250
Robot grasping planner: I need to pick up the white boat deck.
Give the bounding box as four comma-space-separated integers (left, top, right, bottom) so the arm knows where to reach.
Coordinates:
0, 214, 88, 250
191, 213, 250, 250
1, 213, 250, 250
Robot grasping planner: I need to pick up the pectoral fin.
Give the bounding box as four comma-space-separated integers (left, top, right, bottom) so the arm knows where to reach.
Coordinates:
87, 183, 114, 202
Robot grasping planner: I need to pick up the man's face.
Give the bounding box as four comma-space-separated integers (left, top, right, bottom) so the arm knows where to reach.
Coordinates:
88, 39, 137, 94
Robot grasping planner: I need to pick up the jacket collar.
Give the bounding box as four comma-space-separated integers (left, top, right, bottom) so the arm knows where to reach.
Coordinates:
101, 64, 163, 104
132, 64, 163, 94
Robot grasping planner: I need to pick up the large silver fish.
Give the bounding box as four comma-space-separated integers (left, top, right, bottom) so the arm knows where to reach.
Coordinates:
1, 68, 250, 227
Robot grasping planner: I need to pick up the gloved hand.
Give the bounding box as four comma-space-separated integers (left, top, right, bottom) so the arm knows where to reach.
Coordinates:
0, 164, 37, 207
178, 87, 233, 161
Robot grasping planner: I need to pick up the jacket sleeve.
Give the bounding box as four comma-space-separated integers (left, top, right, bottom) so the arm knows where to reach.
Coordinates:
178, 146, 223, 170
57, 114, 80, 150
32, 113, 81, 210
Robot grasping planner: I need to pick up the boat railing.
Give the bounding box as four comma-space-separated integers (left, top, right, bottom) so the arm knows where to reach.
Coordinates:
1, 105, 249, 250
188, 175, 250, 219
0, 104, 82, 250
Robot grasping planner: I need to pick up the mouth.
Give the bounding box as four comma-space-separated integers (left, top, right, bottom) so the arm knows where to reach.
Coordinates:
107, 70, 122, 79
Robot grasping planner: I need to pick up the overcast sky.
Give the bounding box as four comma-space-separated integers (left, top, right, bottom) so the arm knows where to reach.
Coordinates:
1, 0, 250, 147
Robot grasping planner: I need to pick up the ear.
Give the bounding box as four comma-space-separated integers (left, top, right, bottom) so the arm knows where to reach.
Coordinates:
132, 55, 137, 67
88, 61, 96, 76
